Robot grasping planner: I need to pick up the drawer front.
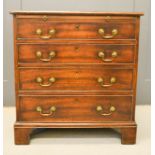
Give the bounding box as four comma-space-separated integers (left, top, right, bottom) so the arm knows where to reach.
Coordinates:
19, 67, 133, 91
16, 17, 136, 40
20, 95, 132, 122
18, 44, 135, 64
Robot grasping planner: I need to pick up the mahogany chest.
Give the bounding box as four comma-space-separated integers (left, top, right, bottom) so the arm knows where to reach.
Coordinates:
11, 11, 143, 144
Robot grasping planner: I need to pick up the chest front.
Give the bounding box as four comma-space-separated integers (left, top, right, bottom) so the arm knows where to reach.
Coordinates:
11, 11, 143, 145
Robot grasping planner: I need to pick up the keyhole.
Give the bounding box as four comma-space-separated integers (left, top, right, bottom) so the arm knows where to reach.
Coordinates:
75, 25, 80, 30
74, 99, 79, 104
75, 71, 79, 79
75, 46, 79, 51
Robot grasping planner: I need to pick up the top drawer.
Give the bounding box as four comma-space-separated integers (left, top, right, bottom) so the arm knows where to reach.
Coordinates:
16, 16, 136, 40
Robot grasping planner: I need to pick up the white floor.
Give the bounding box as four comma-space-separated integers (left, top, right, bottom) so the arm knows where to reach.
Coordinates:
3, 106, 150, 155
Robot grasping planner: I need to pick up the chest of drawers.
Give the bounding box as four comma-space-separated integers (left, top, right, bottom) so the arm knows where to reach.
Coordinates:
11, 11, 143, 144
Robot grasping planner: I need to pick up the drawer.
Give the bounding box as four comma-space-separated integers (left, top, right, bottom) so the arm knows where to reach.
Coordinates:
19, 67, 133, 91
18, 44, 135, 65
20, 95, 133, 122
16, 16, 136, 40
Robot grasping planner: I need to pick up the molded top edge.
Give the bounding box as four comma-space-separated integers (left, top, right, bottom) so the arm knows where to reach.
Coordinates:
10, 11, 144, 16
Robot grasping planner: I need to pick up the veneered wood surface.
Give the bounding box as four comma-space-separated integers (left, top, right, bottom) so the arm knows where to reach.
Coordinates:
20, 95, 132, 122
12, 12, 142, 144
18, 44, 135, 65
121, 127, 137, 144
16, 17, 136, 39
19, 67, 133, 91
14, 127, 33, 145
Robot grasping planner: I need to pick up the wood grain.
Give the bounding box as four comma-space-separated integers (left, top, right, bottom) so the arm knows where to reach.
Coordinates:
12, 12, 143, 144
16, 17, 136, 40
19, 67, 133, 91
20, 95, 133, 122
18, 44, 135, 65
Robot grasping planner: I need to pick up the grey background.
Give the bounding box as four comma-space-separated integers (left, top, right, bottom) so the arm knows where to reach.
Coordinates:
3, 0, 151, 106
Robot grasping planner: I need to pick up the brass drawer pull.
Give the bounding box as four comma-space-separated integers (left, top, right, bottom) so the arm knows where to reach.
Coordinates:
98, 51, 118, 62
36, 51, 56, 62
36, 106, 56, 117
97, 77, 116, 87
96, 105, 116, 116
98, 28, 118, 39
36, 28, 56, 39
36, 77, 56, 87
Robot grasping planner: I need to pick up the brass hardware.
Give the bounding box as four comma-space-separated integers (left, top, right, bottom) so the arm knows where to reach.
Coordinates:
36, 51, 42, 57
105, 16, 111, 20
48, 77, 56, 83
111, 51, 118, 58
36, 77, 56, 87
98, 51, 105, 58
36, 77, 43, 83
40, 35, 51, 39
49, 29, 56, 35
36, 28, 56, 39
110, 106, 116, 112
49, 51, 56, 58
98, 28, 118, 39
97, 77, 104, 83
112, 29, 118, 36
98, 51, 118, 62
36, 28, 42, 35
110, 77, 116, 83
98, 28, 104, 35
96, 105, 103, 111
96, 105, 116, 116
97, 77, 116, 87
102, 59, 113, 62
36, 106, 56, 117
36, 51, 56, 62
42, 15, 48, 21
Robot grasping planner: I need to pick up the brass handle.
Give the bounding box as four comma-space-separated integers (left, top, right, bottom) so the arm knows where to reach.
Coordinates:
111, 51, 118, 57
36, 106, 56, 117
98, 28, 118, 39
98, 51, 118, 62
97, 77, 116, 87
96, 105, 116, 116
36, 51, 56, 62
36, 77, 56, 87
36, 28, 56, 39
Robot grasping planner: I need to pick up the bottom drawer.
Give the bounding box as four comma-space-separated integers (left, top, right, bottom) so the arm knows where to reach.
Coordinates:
19, 95, 133, 122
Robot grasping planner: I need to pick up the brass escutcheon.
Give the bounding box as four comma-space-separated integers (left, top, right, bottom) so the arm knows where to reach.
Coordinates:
105, 16, 111, 20
42, 15, 48, 21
